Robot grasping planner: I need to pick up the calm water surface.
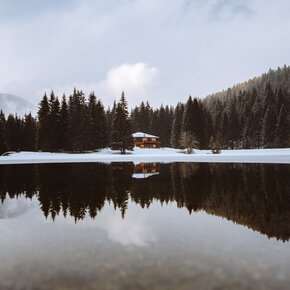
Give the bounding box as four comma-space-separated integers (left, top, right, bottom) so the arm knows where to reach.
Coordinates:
0, 162, 290, 290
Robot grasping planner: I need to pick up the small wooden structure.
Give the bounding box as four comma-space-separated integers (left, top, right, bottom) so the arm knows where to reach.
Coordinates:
132, 132, 160, 148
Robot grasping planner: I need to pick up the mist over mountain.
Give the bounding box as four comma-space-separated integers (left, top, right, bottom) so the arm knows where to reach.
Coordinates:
0, 93, 35, 116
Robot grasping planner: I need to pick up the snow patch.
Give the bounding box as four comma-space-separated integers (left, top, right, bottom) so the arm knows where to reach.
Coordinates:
1, 148, 290, 165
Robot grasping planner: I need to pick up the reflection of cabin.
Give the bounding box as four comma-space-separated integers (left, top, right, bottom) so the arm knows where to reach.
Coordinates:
132, 162, 160, 179
132, 132, 160, 148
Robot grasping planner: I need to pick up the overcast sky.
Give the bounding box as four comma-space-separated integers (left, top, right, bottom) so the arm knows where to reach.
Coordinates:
0, 0, 290, 108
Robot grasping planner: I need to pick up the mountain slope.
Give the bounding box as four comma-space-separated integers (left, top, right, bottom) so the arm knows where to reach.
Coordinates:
0, 93, 35, 116
205, 65, 290, 105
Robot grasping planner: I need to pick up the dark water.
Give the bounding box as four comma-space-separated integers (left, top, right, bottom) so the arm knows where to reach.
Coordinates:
0, 162, 290, 290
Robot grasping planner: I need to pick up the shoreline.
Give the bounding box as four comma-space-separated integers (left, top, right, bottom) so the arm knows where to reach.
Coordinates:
1, 148, 290, 165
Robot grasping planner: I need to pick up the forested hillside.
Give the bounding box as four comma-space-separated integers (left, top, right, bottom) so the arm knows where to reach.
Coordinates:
0, 66, 289, 154
205, 65, 290, 149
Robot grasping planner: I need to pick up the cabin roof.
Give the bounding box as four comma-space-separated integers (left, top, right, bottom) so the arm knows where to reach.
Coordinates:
132, 132, 159, 138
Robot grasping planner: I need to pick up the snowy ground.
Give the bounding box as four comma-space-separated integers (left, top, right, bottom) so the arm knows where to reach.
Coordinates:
0, 147, 290, 165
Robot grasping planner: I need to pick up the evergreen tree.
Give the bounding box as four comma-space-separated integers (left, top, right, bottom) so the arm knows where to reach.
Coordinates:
139, 101, 151, 133
87, 92, 99, 150
106, 101, 116, 147
22, 113, 36, 151
6, 114, 22, 151
171, 103, 184, 148
96, 99, 107, 148
227, 103, 240, 149
37, 93, 50, 151
49, 93, 61, 151
111, 92, 134, 154
250, 88, 263, 148
180, 131, 199, 154
67, 89, 88, 151
181, 96, 203, 148
0, 111, 8, 154
263, 82, 275, 110
221, 112, 229, 148
181, 96, 194, 135
262, 105, 277, 148
275, 104, 289, 147
87, 92, 107, 150
59, 95, 69, 150
153, 105, 172, 147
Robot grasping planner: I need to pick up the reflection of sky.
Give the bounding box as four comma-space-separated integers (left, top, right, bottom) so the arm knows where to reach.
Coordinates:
97, 206, 156, 246
0, 196, 38, 219
0, 197, 290, 289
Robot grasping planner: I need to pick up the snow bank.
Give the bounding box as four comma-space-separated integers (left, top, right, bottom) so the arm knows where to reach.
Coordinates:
0, 147, 290, 165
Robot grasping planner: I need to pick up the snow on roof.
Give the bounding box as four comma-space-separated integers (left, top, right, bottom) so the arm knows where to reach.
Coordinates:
132, 132, 159, 138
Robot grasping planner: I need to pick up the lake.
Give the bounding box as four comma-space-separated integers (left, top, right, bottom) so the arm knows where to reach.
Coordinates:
0, 162, 290, 290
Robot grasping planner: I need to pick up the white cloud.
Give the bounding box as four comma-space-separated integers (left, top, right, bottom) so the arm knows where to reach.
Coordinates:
42, 63, 158, 107
100, 63, 158, 104
102, 210, 156, 247
0, 196, 38, 219
53, 201, 157, 247
1, 0, 290, 110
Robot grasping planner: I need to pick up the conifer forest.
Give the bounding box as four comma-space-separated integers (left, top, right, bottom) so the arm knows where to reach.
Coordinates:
0, 66, 289, 155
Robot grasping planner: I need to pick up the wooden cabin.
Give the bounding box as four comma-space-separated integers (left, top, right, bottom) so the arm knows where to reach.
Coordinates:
132, 132, 160, 148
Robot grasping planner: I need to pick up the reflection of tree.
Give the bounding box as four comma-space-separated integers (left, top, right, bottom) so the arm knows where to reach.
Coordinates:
0, 162, 290, 241
109, 163, 134, 218
0, 165, 37, 202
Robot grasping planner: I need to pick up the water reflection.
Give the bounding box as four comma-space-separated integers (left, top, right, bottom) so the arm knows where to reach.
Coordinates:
0, 196, 37, 219
132, 162, 160, 179
0, 162, 290, 241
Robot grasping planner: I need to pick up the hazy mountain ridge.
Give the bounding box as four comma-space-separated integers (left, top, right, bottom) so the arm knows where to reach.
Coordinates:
0, 93, 35, 116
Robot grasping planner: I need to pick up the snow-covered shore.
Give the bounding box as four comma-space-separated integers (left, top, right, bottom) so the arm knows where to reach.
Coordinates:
0, 148, 290, 165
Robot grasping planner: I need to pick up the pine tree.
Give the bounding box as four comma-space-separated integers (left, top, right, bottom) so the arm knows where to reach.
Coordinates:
181, 96, 194, 135
87, 92, 107, 150
209, 135, 221, 154
96, 99, 107, 148
274, 104, 289, 147
262, 105, 277, 148
0, 111, 8, 154
106, 100, 117, 147
228, 103, 240, 149
263, 82, 275, 110
153, 105, 173, 147
250, 89, 263, 148
49, 93, 61, 151
67, 89, 88, 151
59, 95, 69, 150
180, 131, 199, 154
6, 114, 21, 151
37, 93, 50, 151
171, 103, 184, 148
22, 113, 36, 151
87, 92, 99, 150
221, 112, 229, 148
111, 92, 134, 154
181, 96, 202, 148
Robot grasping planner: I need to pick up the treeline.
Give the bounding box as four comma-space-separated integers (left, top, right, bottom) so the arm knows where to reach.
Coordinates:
1, 163, 290, 241
0, 66, 290, 154
0, 90, 133, 154
0, 111, 36, 153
